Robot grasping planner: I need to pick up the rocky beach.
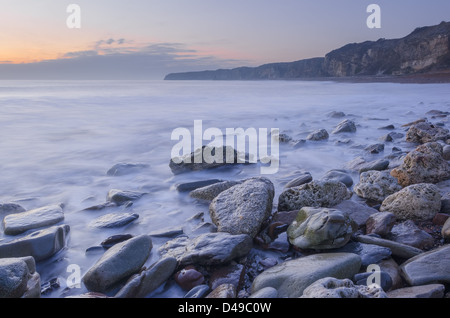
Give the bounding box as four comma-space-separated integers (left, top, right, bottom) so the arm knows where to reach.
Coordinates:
1, 81, 449, 299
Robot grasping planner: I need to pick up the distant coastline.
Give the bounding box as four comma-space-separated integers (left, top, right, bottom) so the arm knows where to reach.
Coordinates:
165, 22, 450, 83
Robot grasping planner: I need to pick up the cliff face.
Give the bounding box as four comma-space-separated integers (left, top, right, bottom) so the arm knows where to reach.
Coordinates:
323, 21, 450, 76
164, 21, 450, 80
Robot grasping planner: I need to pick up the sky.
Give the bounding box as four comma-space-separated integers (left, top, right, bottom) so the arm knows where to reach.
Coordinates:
1, 0, 449, 79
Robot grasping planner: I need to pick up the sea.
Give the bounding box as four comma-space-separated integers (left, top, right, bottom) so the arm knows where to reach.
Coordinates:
0, 80, 449, 297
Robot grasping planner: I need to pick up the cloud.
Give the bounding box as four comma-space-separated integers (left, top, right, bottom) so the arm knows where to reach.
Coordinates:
0, 40, 248, 80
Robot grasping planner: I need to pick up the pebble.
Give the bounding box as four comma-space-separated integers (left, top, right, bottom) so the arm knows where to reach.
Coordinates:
175, 266, 205, 290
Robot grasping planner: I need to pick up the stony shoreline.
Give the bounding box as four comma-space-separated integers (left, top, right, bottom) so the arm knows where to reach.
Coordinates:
1, 109, 450, 299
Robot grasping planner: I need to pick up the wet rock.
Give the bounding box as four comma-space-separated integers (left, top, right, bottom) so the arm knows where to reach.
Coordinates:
209, 177, 274, 238
175, 179, 223, 192
330, 241, 391, 267
433, 213, 449, 225
328, 111, 346, 118
390, 142, 450, 187
249, 287, 278, 298
378, 124, 395, 130
380, 183, 442, 221
354, 235, 423, 259
251, 253, 361, 298
365, 144, 385, 154
209, 263, 245, 290
321, 170, 353, 187
287, 207, 357, 250
284, 172, 313, 189
442, 217, 450, 239
306, 129, 329, 141
0, 257, 40, 298
82, 202, 117, 211
379, 134, 393, 142
278, 180, 352, 212
106, 163, 149, 176
3, 204, 64, 236
345, 157, 390, 174
0, 203, 25, 216
333, 200, 378, 227
300, 277, 387, 298
100, 234, 133, 248
0, 225, 70, 262
332, 119, 357, 134
83, 235, 153, 293
353, 271, 393, 291
400, 244, 450, 286
106, 189, 146, 205
184, 284, 211, 298
387, 284, 445, 298
365, 212, 396, 237
189, 180, 241, 201
115, 257, 177, 298
169, 145, 245, 175
40, 277, 60, 296
387, 220, 434, 249
206, 284, 236, 298
159, 232, 253, 267
174, 266, 205, 290
441, 193, 450, 214
88, 212, 139, 229
378, 258, 403, 290
148, 226, 184, 238
443, 145, 450, 160
354, 170, 402, 202
405, 121, 450, 144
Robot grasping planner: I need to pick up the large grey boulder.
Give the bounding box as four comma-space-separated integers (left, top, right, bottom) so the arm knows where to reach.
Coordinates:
400, 244, 450, 286
390, 142, 450, 187
278, 180, 352, 211
0, 257, 40, 298
209, 177, 274, 238
287, 207, 357, 250
159, 232, 253, 267
83, 235, 153, 293
380, 183, 442, 221
300, 277, 387, 298
251, 253, 361, 298
2, 204, 64, 235
0, 225, 70, 262
354, 170, 402, 202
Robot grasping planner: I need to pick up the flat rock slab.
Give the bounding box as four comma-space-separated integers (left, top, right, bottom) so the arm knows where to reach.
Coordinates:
106, 189, 146, 205
387, 284, 445, 298
251, 253, 361, 298
400, 244, 450, 286
0, 225, 70, 262
88, 212, 139, 228
3, 205, 64, 235
159, 232, 253, 267
354, 235, 423, 260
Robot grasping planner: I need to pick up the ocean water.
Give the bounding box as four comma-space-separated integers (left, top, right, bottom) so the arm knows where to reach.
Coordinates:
0, 80, 449, 297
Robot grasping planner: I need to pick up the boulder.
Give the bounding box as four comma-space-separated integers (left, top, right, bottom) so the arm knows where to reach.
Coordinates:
400, 244, 450, 286
365, 212, 396, 237
278, 180, 352, 212
306, 129, 329, 141
0, 203, 25, 216
300, 277, 387, 298
405, 121, 450, 144
321, 170, 353, 187
159, 232, 253, 267
189, 180, 241, 201
251, 253, 361, 298
82, 235, 153, 293
283, 172, 313, 189
115, 257, 177, 298
365, 144, 385, 154
106, 189, 146, 205
380, 183, 442, 221
330, 241, 391, 267
287, 207, 357, 250
0, 225, 70, 262
332, 119, 357, 134
390, 142, 450, 187
333, 200, 378, 227
209, 177, 274, 238
175, 179, 223, 192
0, 257, 40, 298
2, 204, 64, 236
444, 145, 450, 160
345, 157, 390, 174
387, 220, 434, 250
442, 217, 450, 239
354, 170, 402, 202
